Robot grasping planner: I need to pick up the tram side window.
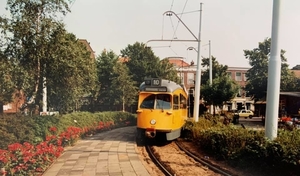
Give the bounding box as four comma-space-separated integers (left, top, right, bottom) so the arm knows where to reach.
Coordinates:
173, 95, 179, 110
180, 94, 187, 109
140, 94, 155, 109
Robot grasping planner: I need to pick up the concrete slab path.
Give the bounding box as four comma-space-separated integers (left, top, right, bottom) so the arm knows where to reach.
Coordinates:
42, 126, 150, 176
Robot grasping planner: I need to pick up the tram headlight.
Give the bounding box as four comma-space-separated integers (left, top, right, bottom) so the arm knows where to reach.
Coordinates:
150, 119, 156, 125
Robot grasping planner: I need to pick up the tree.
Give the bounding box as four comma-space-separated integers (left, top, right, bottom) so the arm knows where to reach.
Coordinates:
244, 38, 298, 101
96, 50, 118, 107
0, 53, 15, 113
46, 32, 98, 113
155, 58, 180, 83
120, 42, 179, 85
2, 0, 73, 102
201, 76, 239, 114
111, 61, 137, 112
201, 56, 228, 85
0, 0, 97, 113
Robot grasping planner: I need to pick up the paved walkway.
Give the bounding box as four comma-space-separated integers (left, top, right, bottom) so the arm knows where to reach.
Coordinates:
43, 126, 150, 176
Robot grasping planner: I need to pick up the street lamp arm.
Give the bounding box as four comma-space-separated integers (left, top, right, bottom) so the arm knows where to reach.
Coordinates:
163, 10, 199, 41
187, 46, 198, 52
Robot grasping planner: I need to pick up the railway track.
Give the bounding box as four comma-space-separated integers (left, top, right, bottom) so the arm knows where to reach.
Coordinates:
175, 140, 233, 176
145, 143, 175, 176
145, 139, 233, 176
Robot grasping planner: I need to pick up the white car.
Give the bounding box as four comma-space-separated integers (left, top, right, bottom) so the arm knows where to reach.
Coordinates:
235, 110, 254, 119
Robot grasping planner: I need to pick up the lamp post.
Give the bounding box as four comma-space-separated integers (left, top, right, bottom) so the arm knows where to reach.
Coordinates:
192, 3, 203, 122
265, 0, 282, 140
187, 40, 213, 115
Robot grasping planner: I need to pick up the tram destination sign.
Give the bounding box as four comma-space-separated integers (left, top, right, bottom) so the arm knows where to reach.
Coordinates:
144, 87, 167, 92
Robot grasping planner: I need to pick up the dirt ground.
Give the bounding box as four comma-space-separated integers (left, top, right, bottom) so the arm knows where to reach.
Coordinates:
137, 138, 298, 176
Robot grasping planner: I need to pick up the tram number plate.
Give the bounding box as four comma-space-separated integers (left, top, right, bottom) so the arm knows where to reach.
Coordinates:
152, 79, 161, 86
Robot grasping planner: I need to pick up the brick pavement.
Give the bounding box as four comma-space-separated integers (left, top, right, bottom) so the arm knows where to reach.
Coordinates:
42, 126, 150, 176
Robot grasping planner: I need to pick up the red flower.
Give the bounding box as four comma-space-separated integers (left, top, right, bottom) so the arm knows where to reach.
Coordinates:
8, 143, 23, 152
49, 126, 57, 132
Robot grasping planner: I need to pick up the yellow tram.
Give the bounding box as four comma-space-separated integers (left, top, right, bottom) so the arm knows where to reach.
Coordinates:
136, 78, 188, 144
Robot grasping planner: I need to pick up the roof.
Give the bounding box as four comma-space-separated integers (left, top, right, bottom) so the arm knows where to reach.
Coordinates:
118, 57, 129, 63
291, 70, 300, 78
166, 57, 190, 67
78, 39, 95, 59
280, 92, 300, 98
255, 101, 266, 104
227, 67, 250, 71
139, 79, 183, 93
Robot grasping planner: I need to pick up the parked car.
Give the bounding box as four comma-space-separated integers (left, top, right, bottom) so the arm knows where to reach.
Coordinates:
235, 109, 254, 119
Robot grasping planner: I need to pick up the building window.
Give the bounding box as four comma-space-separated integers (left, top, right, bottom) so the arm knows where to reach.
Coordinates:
187, 73, 194, 85
177, 72, 184, 84
235, 72, 242, 81
227, 72, 232, 79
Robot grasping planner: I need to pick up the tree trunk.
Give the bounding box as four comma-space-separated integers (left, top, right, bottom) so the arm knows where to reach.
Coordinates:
122, 96, 125, 112
0, 103, 3, 114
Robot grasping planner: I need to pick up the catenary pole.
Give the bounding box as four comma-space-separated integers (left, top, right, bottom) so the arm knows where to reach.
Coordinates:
209, 40, 212, 85
265, 0, 282, 140
209, 40, 213, 114
193, 3, 203, 122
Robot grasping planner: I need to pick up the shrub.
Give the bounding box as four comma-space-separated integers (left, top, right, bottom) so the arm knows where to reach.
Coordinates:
188, 116, 300, 172
0, 111, 137, 175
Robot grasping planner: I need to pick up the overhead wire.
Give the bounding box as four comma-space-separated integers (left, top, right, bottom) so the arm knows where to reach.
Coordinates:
170, 0, 174, 11
160, 0, 191, 56
170, 0, 188, 41
169, 46, 178, 56
176, 10, 200, 15
160, 0, 176, 48
168, 0, 189, 56
70, 0, 76, 9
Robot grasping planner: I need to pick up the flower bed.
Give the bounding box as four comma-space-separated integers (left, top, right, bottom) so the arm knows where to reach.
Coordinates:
0, 111, 136, 176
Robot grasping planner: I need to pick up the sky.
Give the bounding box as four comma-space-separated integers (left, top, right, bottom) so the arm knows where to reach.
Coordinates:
0, 0, 300, 68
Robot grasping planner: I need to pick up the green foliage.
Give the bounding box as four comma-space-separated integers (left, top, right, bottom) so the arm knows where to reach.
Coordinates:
0, 54, 15, 105
244, 38, 299, 100
0, 0, 96, 113
198, 55, 238, 114
31, 115, 61, 140
121, 42, 179, 85
156, 58, 180, 83
201, 56, 228, 85
188, 118, 300, 172
0, 114, 36, 149
46, 33, 98, 113
0, 111, 137, 150
275, 130, 300, 165
201, 76, 239, 108
96, 50, 119, 106
111, 61, 138, 111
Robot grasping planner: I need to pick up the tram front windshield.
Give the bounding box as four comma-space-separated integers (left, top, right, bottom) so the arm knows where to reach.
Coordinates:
140, 94, 171, 109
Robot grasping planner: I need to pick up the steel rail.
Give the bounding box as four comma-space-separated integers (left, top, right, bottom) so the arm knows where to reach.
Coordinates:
175, 140, 233, 176
145, 144, 175, 176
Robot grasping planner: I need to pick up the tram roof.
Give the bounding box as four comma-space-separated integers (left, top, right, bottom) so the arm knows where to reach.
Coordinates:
139, 79, 183, 93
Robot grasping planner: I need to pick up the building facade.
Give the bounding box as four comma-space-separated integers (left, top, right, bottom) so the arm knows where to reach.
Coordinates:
167, 57, 254, 112
225, 67, 254, 111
